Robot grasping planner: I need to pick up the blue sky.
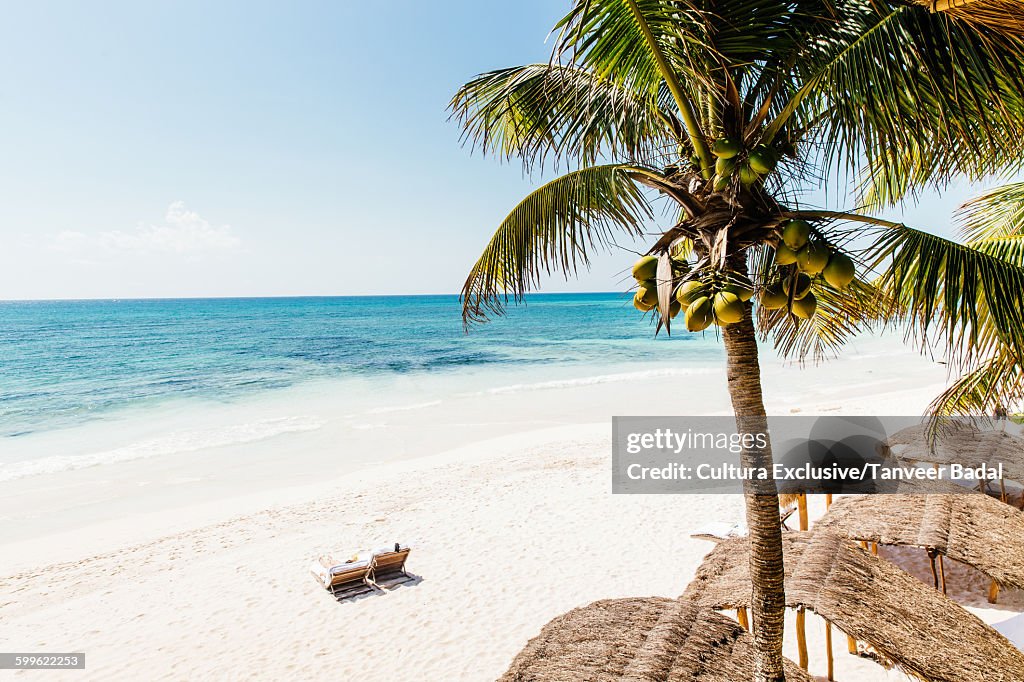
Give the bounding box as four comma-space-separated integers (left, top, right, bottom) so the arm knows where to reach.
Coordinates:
0, 1, 1010, 300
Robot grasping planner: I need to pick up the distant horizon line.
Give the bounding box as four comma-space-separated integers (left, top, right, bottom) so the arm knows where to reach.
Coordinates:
0, 291, 625, 304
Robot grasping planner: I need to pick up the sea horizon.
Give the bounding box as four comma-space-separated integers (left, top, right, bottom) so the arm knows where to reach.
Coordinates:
0, 290, 624, 303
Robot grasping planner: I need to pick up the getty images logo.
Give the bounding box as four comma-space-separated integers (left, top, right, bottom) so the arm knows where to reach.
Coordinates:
773, 416, 900, 495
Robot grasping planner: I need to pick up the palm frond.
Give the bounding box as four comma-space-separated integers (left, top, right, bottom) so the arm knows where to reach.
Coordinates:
870, 223, 1024, 367
461, 164, 654, 324
449, 64, 677, 169
956, 181, 1024, 242
966, 234, 1024, 266
853, 133, 1017, 209
551, 0, 713, 165
769, 1, 1024, 205
553, 0, 707, 97
758, 278, 882, 362
928, 354, 1024, 416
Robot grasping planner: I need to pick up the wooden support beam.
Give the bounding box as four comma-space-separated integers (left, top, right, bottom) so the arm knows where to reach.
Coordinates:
989, 580, 1000, 604
796, 608, 808, 670
825, 620, 834, 681
737, 607, 749, 630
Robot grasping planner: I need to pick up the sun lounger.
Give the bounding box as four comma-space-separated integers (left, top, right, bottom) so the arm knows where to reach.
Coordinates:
310, 554, 373, 597
368, 543, 413, 589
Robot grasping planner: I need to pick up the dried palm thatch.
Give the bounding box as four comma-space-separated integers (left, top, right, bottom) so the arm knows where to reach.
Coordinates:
886, 423, 1024, 483
816, 491, 1024, 590
917, 0, 1024, 35
500, 596, 811, 682
684, 530, 1024, 681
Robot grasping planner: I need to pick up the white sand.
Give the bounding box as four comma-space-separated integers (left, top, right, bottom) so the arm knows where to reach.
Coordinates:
1, 338, 1019, 681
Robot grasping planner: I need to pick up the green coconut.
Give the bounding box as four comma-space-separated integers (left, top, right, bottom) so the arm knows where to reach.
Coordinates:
782, 220, 811, 250
823, 252, 856, 289
675, 280, 708, 306
713, 291, 744, 325
669, 300, 682, 318
796, 241, 829, 275
633, 291, 656, 312
738, 163, 761, 186
638, 281, 660, 306
775, 243, 798, 266
791, 291, 818, 319
713, 174, 731, 192
782, 272, 813, 300
723, 274, 755, 302
715, 156, 737, 177
725, 282, 754, 302
712, 137, 743, 159
760, 285, 789, 310
632, 255, 659, 282
685, 296, 714, 332
747, 145, 777, 174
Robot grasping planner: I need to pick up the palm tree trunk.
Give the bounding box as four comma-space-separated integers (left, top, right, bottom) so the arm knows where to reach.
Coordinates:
722, 300, 787, 682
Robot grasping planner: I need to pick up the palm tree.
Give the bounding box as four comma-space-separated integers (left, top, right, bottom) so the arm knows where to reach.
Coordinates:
450, 3, 1024, 680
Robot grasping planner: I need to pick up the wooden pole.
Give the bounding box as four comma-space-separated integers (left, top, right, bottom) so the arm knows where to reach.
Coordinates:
938, 554, 947, 595
989, 581, 1000, 604
871, 542, 878, 556
825, 618, 834, 681
795, 493, 809, 670
737, 607, 749, 629
1000, 477, 1007, 504
846, 541, 873, 655
822, 494, 835, 680
796, 608, 808, 670
927, 548, 939, 590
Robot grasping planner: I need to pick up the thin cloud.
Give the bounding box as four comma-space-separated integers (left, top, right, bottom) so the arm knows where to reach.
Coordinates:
49, 202, 240, 256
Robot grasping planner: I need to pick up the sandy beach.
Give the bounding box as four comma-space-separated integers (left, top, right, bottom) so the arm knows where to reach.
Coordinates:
4, 337, 1020, 681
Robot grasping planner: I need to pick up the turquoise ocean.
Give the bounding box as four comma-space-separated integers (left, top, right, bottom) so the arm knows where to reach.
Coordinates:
0, 294, 723, 483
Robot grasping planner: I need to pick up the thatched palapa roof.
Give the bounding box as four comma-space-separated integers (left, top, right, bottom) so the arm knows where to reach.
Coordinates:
885, 423, 1024, 483
816, 491, 1024, 590
684, 530, 1024, 682
500, 596, 811, 682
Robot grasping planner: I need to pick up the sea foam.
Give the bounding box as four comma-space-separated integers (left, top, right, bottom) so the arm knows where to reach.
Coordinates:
0, 416, 325, 483
481, 367, 720, 395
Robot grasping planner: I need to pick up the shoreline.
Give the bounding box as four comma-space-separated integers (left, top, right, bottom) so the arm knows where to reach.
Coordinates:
0, 335, 951, 552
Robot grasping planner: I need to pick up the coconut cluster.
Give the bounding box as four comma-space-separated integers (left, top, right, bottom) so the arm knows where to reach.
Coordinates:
708, 137, 779, 189
630, 254, 684, 318
630, 254, 753, 332
675, 273, 753, 331
758, 219, 856, 319
629, 218, 856, 330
